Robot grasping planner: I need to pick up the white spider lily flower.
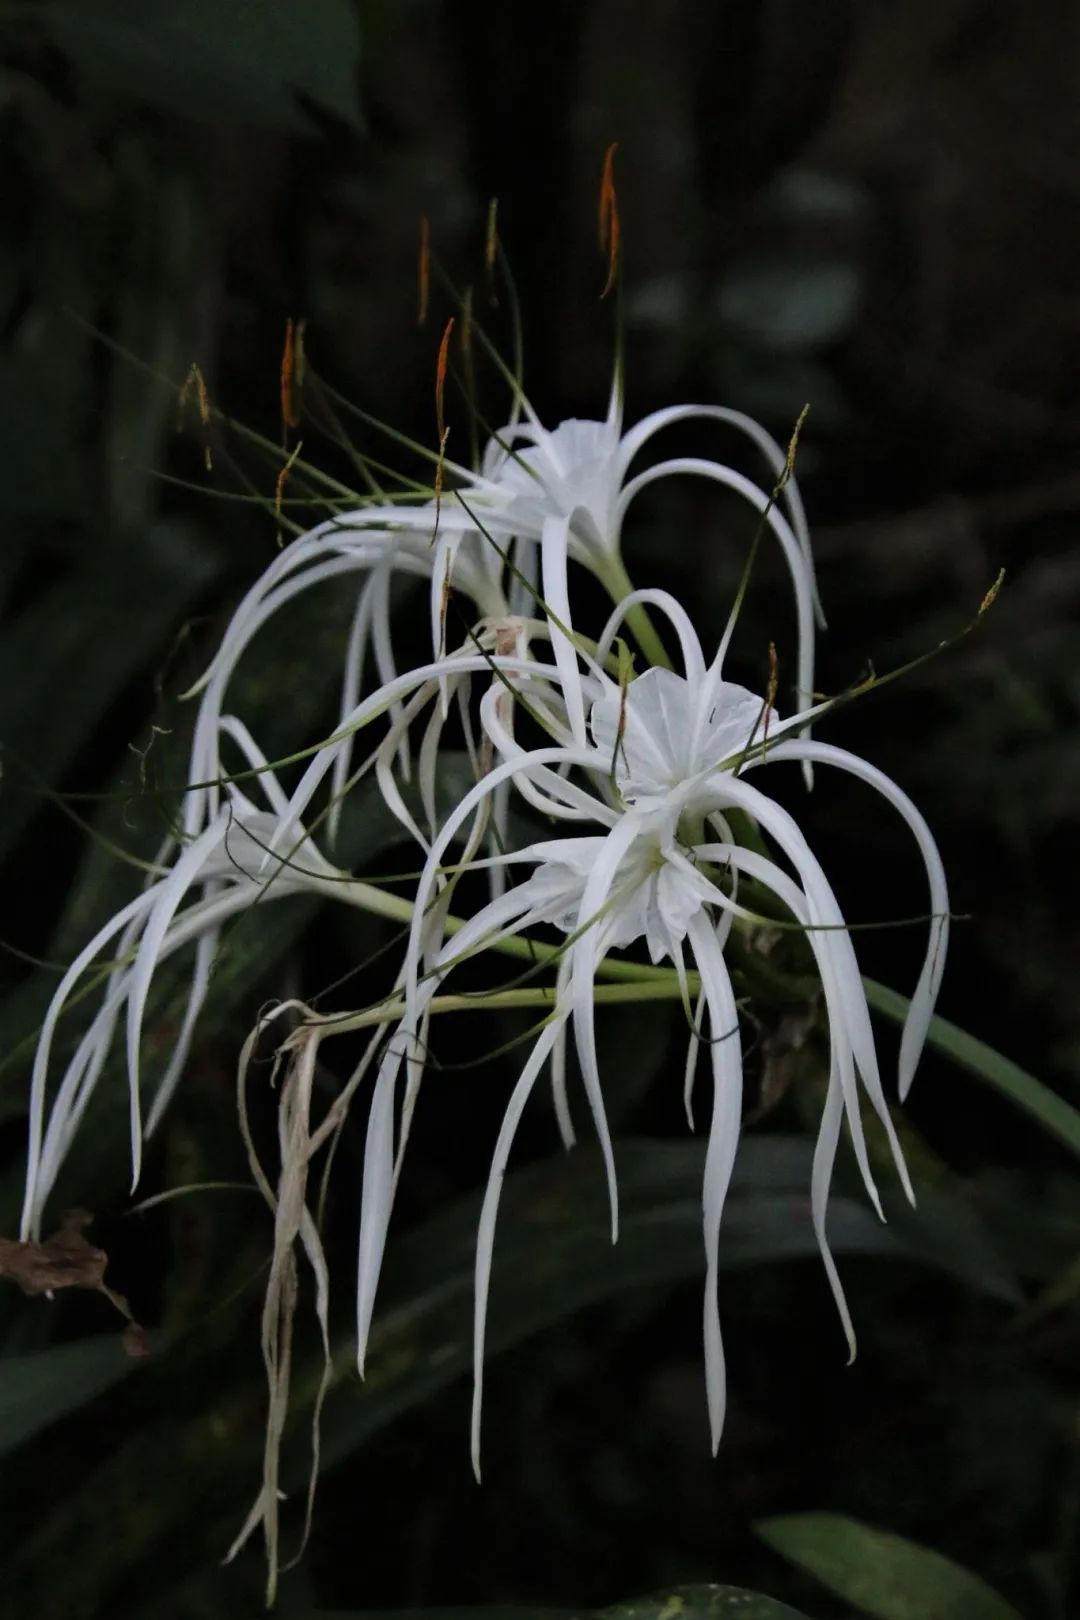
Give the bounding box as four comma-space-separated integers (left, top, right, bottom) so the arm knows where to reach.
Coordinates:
180, 387, 822, 839
20, 721, 344, 1242
463, 392, 823, 736
342, 597, 947, 1472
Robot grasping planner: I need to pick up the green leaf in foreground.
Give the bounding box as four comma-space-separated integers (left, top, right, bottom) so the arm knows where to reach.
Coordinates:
8, 1139, 903, 1610
756, 1512, 1023, 1620
865, 976, 1080, 1160
314, 1585, 815, 1620
0, 1334, 137, 1460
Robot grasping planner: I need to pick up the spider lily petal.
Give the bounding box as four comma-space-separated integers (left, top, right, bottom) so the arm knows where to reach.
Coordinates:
687, 909, 743, 1452
754, 739, 949, 1100
22, 729, 346, 1237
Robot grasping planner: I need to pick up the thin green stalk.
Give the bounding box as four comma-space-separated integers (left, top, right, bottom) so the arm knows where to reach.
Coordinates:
596, 554, 673, 670
298, 978, 688, 1041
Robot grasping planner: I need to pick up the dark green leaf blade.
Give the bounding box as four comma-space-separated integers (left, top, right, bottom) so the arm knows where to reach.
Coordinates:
0, 1334, 138, 1459
864, 976, 1080, 1160
314, 1585, 815, 1620
756, 1512, 1023, 1620
40, 0, 362, 130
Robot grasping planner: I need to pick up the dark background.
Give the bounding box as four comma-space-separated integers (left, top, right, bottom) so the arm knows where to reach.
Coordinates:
0, 3, 1078, 1617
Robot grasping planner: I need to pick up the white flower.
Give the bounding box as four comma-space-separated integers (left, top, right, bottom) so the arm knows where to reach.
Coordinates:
180, 386, 821, 845
20, 719, 345, 1241
340, 594, 948, 1473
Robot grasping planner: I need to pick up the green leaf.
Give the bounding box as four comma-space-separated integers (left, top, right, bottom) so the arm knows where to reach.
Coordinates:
0, 1334, 139, 1459
596, 1590, 814, 1620
314, 1588, 815, 1620
7, 1138, 898, 1609
864, 976, 1080, 1161
305, 1135, 990, 1482
756, 1512, 1023, 1620
39, 0, 362, 130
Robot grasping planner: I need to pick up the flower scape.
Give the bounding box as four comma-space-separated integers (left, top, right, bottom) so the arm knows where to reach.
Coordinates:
18, 307, 960, 1597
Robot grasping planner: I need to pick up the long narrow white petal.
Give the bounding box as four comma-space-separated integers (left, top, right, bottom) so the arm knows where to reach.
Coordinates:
811, 1069, 857, 1359
595, 589, 707, 687
400, 742, 607, 1040
329, 575, 377, 846
683, 985, 707, 1129
21, 890, 152, 1239
124, 817, 230, 1191
705, 774, 889, 1214
617, 403, 823, 625
369, 559, 411, 781
144, 924, 219, 1136
479, 685, 616, 826
355, 1045, 402, 1374
687, 912, 743, 1453
568, 813, 645, 1243
281, 651, 575, 836
540, 514, 587, 746
186, 551, 407, 838
616, 458, 816, 732
761, 740, 949, 1100
549, 956, 575, 1147
472, 1016, 566, 1480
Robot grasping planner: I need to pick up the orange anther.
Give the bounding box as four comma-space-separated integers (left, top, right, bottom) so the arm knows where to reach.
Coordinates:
484, 198, 499, 274
418, 215, 431, 327
280, 318, 302, 433
598, 142, 620, 299
435, 315, 455, 441
274, 440, 303, 548
177, 363, 213, 469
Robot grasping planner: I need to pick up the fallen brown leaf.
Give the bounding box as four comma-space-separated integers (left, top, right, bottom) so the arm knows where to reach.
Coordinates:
0, 1209, 148, 1355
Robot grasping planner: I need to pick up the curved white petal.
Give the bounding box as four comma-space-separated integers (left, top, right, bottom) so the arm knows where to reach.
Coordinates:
125, 816, 231, 1190
568, 812, 647, 1243
687, 911, 743, 1453
21, 890, 151, 1239
760, 740, 949, 1100
471, 1015, 566, 1480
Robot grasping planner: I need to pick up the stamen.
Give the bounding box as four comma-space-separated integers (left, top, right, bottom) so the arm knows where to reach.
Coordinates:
280, 317, 303, 433
435, 316, 454, 442
762, 641, 778, 757
177, 362, 213, 470
275, 441, 304, 548
433, 317, 455, 531
979, 567, 1005, 617
484, 197, 499, 293
598, 142, 620, 299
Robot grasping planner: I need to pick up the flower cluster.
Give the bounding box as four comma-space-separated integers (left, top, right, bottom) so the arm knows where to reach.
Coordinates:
20, 366, 948, 1582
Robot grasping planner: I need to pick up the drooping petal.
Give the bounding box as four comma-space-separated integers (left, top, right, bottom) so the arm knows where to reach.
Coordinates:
568, 811, 648, 1243
471, 1015, 566, 1480
760, 740, 949, 1100
615, 458, 816, 735
21, 889, 151, 1239
687, 911, 743, 1453
702, 773, 895, 1215
541, 514, 588, 746
355, 1042, 402, 1375
595, 587, 708, 688
125, 816, 232, 1190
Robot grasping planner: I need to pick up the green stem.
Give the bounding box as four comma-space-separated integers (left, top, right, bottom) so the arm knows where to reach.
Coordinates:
330, 877, 671, 984
299, 978, 687, 1041
597, 554, 673, 670
325, 878, 1080, 1159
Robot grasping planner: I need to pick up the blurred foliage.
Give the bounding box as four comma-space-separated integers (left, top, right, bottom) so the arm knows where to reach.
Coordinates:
0, 2, 1078, 1619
